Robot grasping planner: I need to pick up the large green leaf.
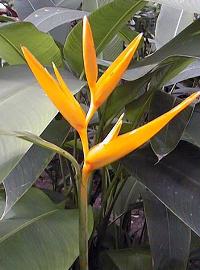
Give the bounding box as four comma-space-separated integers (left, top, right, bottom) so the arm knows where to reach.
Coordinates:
103, 35, 123, 61
14, 0, 82, 20
114, 177, 139, 215
104, 75, 149, 125
183, 103, 200, 148
64, 0, 146, 75
149, 91, 194, 159
2, 119, 69, 218
104, 55, 192, 125
98, 19, 200, 82
0, 188, 93, 270
24, 7, 87, 33
0, 22, 62, 66
100, 248, 152, 270
123, 19, 200, 81
125, 89, 153, 129
123, 141, 200, 236
119, 25, 140, 44
0, 66, 84, 185
82, 0, 98, 11
166, 60, 200, 86
143, 189, 191, 270
13, 0, 57, 20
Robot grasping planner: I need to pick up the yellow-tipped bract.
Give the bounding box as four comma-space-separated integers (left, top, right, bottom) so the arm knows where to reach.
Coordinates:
83, 16, 98, 91
22, 18, 198, 180
22, 47, 86, 134
103, 113, 124, 144
83, 92, 200, 174
83, 16, 143, 124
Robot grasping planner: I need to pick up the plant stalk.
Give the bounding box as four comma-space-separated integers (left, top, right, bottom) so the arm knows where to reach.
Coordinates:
79, 170, 89, 270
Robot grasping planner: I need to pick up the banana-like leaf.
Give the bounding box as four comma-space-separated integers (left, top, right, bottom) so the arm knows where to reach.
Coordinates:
155, 5, 193, 49
0, 188, 93, 270
100, 248, 152, 270
0, 22, 62, 66
53, 0, 82, 8
2, 119, 69, 218
14, 0, 82, 20
25, 7, 88, 33
133, 18, 200, 73
114, 177, 140, 215
104, 55, 193, 124
166, 60, 200, 86
149, 91, 194, 159
0, 65, 84, 185
82, 0, 99, 11
153, 0, 200, 13
125, 90, 153, 129
103, 35, 123, 61
119, 25, 140, 44
64, 0, 146, 75
123, 141, 200, 236
183, 103, 200, 148
143, 188, 191, 270
100, 19, 200, 82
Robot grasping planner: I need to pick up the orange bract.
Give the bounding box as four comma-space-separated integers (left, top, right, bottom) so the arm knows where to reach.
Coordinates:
83, 16, 98, 91
83, 16, 143, 124
83, 92, 200, 174
22, 47, 86, 132
22, 18, 199, 179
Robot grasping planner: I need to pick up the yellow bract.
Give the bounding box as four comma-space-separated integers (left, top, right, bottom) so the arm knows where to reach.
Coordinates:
22, 47, 89, 156
22, 16, 200, 180
83, 16, 143, 124
22, 47, 86, 132
83, 92, 200, 174
83, 16, 98, 91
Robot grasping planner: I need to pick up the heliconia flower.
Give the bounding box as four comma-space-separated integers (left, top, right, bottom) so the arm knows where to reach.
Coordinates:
21, 47, 89, 155
82, 16, 143, 125
83, 92, 200, 174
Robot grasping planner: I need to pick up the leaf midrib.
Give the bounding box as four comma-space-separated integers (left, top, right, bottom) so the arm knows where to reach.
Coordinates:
0, 32, 25, 62
0, 208, 58, 243
95, 0, 145, 55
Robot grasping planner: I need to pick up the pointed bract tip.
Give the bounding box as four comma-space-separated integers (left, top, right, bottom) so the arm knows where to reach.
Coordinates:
118, 113, 125, 122
83, 15, 88, 24
21, 46, 29, 55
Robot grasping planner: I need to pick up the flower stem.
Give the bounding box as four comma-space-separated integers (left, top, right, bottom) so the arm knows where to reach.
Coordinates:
79, 170, 89, 270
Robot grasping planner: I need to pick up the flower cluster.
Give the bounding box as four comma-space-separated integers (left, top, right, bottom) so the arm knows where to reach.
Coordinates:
22, 16, 200, 179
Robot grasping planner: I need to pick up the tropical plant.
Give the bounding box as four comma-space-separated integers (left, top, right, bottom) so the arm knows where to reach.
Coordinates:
0, 0, 200, 270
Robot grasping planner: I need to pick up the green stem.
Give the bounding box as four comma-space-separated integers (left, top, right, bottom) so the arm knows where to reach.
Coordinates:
79, 171, 89, 270
66, 159, 78, 206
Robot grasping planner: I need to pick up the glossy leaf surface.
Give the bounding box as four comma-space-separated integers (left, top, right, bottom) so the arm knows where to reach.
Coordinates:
64, 0, 146, 74
124, 142, 200, 236
2, 119, 69, 218
0, 66, 84, 185
0, 22, 62, 66
0, 188, 93, 270
143, 189, 191, 270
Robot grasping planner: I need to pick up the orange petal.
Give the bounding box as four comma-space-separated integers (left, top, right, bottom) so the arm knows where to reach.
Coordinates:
83, 16, 98, 91
22, 47, 86, 133
52, 62, 86, 117
86, 33, 142, 124
84, 92, 200, 173
103, 113, 124, 144
95, 33, 143, 107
